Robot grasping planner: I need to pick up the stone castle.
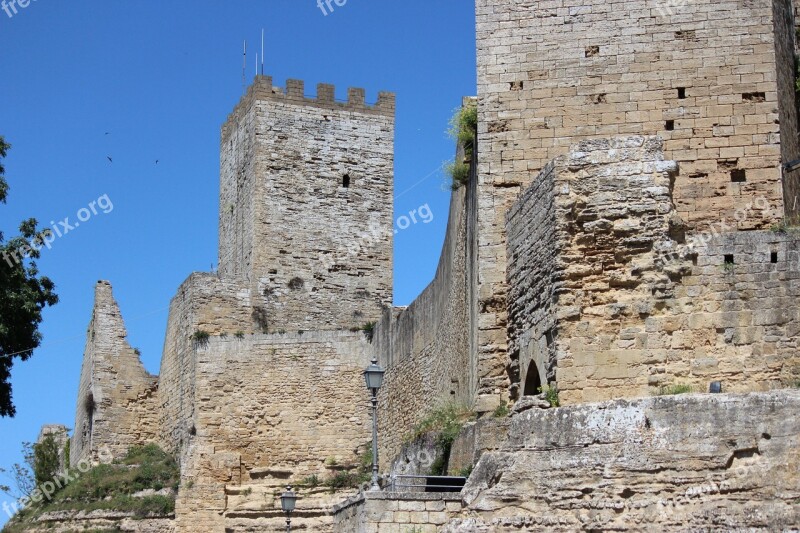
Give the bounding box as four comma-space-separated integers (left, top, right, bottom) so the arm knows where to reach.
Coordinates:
32, 0, 800, 531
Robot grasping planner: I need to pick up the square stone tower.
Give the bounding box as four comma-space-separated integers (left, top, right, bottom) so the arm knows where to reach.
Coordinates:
218, 76, 395, 332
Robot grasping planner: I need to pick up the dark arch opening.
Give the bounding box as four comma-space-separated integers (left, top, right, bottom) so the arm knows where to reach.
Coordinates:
523, 364, 542, 396
343, 174, 351, 188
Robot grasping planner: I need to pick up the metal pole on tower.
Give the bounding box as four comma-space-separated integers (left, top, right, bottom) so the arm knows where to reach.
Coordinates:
242, 40, 247, 94
261, 28, 265, 75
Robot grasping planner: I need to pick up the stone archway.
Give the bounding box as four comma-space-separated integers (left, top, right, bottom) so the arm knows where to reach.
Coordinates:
523, 364, 542, 396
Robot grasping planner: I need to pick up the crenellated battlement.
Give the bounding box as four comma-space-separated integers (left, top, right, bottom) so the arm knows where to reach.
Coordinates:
221, 75, 395, 139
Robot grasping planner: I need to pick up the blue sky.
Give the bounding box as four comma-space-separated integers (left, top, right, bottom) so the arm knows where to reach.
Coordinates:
0, 0, 476, 517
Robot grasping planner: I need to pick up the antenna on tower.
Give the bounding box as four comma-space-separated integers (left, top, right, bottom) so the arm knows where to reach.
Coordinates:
261, 28, 265, 75
256, 53, 259, 79
242, 40, 247, 94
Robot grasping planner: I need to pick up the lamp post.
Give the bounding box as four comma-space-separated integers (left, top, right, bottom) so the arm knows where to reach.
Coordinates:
280, 485, 297, 533
363, 356, 385, 492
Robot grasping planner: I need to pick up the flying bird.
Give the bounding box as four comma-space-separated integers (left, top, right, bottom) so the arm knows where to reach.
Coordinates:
155, 160, 159, 165
105, 132, 111, 135
107, 156, 113, 163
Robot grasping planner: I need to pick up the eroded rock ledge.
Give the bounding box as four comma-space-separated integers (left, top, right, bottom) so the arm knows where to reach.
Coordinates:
443, 390, 800, 532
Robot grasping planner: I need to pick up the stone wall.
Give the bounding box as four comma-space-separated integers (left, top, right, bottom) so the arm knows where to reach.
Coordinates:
218, 76, 395, 332
444, 390, 800, 531
174, 330, 373, 532
157, 273, 253, 462
372, 143, 479, 466
507, 136, 800, 404
71, 281, 159, 465
333, 492, 463, 533
475, 0, 799, 410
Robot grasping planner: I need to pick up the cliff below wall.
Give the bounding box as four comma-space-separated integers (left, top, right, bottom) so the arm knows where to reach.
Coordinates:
444, 390, 800, 531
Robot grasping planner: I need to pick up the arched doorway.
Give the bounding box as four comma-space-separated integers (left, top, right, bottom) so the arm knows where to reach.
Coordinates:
523, 364, 542, 396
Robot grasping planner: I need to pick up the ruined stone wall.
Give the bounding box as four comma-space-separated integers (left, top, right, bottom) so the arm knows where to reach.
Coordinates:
174, 331, 372, 533
218, 76, 395, 332
445, 390, 800, 531
157, 273, 254, 461
504, 161, 560, 399
507, 136, 800, 404
71, 281, 159, 466
372, 148, 478, 465
475, 0, 799, 409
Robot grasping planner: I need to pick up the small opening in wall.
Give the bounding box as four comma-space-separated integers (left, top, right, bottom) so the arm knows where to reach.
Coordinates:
724, 254, 735, 265
343, 174, 350, 188
730, 169, 747, 182
523, 365, 543, 396
585, 45, 600, 57
510, 81, 524, 91
742, 92, 766, 102
771, 251, 778, 263
665, 120, 675, 131
678, 87, 686, 99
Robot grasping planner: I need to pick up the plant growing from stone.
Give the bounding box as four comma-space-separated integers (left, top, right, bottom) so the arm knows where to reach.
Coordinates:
538, 385, 560, 407
190, 330, 210, 348
411, 403, 475, 476
657, 384, 692, 396
493, 402, 510, 418
446, 161, 471, 189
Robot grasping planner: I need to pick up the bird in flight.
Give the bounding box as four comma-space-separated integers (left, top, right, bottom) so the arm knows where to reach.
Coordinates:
155, 160, 159, 165
105, 132, 111, 135
107, 156, 113, 163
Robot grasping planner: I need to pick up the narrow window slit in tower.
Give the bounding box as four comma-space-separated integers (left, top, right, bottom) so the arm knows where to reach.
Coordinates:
724, 254, 735, 265
771, 252, 778, 263
678, 87, 686, 99
731, 169, 746, 182
665, 120, 675, 131
343, 174, 351, 188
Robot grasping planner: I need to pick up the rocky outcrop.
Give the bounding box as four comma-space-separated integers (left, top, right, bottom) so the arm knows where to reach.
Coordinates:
444, 390, 800, 531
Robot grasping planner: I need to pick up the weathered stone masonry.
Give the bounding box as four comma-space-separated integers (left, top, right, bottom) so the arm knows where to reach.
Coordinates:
219, 75, 395, 333
372, 141, 479, 465
71, 281, 159, 466
475, 0, 800, 410
507, 136, 800, 404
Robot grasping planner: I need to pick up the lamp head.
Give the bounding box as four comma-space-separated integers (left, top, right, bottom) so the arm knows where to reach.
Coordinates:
280, 485, 297, 513
363, 356, 385, 391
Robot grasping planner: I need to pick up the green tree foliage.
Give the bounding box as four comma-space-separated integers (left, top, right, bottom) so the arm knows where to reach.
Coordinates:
32, 435, 61, 487
0, 136, 59, 417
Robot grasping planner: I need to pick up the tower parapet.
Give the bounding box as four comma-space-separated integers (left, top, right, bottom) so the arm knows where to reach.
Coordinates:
221, 76, 396, 139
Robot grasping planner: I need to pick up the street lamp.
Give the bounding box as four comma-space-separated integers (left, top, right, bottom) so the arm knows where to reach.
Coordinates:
280, 485, 297, 533
363, 356, 385, 492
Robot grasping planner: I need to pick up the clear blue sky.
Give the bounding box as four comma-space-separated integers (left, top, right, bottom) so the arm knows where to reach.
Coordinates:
0, 0, 476, 517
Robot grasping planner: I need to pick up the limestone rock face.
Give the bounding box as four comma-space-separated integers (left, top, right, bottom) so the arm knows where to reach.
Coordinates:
445, 391, 800, 531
